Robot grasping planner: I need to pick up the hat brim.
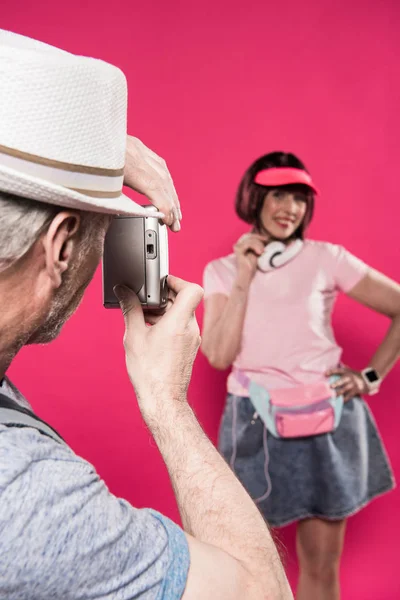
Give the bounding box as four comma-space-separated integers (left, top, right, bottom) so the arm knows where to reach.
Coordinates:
0, 163, 163, 217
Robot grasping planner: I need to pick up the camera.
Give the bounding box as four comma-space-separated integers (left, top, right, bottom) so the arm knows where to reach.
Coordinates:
102, 205, 169, 310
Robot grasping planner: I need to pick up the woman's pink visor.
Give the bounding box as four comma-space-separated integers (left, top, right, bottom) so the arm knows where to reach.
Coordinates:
254, 167, 319, 195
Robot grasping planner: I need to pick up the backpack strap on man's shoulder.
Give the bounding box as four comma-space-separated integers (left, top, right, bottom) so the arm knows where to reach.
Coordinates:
0, 393, 65, 445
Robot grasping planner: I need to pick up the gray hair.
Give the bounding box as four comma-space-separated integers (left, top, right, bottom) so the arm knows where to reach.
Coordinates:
0, 192, 106, 273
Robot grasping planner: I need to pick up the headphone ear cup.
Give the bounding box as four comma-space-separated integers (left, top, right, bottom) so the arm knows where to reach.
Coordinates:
257, 241, 286, 272
272, 239, 303, 268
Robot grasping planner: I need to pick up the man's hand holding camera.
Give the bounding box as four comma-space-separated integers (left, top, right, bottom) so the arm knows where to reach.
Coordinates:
123, 135, 182, 233
114, 276, 203, 417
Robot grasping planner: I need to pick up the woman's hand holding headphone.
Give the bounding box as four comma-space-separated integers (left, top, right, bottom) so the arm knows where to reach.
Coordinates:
233, 233, 269, 283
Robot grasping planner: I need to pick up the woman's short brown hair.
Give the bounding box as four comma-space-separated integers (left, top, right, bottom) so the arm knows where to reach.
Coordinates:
235, 151, 315, 239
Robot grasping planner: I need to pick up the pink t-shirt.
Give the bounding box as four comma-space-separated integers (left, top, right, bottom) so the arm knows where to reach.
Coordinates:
203, 240, 369, 395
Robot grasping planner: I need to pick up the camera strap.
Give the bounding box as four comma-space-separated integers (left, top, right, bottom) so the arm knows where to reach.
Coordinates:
0, 392, 65, 445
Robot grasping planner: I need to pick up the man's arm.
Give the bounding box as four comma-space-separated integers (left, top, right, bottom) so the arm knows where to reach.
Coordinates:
115, 278, 292, 600
150, 401, 290, 600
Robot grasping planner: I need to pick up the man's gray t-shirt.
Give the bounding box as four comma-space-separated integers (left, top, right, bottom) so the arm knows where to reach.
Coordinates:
0, 379, 190, 599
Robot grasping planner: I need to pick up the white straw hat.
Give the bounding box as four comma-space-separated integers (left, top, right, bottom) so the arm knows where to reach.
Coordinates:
0, 29, 162, 217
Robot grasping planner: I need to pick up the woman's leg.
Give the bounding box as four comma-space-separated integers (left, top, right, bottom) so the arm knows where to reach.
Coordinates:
296, 517, 347, 600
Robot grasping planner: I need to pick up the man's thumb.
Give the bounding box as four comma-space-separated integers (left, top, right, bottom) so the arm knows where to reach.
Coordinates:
113, 285, 143, 325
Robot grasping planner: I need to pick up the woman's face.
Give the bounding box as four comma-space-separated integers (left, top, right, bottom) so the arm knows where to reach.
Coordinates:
259, 187, 308, 240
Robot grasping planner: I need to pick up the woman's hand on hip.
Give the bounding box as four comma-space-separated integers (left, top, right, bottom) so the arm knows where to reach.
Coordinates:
326, 366, 369, 401
233, 233, 269, 282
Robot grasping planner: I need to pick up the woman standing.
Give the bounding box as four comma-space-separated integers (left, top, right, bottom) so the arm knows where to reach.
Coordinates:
201, 152, 400, 599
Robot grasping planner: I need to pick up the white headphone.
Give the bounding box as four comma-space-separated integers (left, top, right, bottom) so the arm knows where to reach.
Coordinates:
257, 239, 304, 272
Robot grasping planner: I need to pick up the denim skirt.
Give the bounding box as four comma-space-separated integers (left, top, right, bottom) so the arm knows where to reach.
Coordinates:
218, 394, 395, 527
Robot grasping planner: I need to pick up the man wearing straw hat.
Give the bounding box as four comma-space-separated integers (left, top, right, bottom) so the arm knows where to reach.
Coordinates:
0, 30, 291, 600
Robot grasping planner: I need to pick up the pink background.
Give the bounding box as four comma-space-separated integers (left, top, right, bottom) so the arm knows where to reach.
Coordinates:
3, 1, 399, 598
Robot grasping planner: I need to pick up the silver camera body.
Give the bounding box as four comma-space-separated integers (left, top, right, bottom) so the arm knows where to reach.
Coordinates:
102, 206, 169, 310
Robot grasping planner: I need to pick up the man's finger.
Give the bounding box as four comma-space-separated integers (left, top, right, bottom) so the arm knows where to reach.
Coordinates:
144, 313, 165, 326
166, 276, 204, 319
141, 141, 167, 165
145, 187, 179, 231
113, 285, 146, 333
167, 275, 201, 297
124, 136, 181, 231
125, 165, 176, 229
142, 149, 181, 216
137, 156, 181, 230
143, 285, 179, 325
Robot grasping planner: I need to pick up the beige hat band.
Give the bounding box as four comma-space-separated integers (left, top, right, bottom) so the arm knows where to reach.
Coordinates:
0, 144, 124, 198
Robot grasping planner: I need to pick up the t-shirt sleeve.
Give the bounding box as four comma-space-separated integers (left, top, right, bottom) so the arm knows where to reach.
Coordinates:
203, 259, 233, 298
325, 243, 369, 293
0, 427, 190, 600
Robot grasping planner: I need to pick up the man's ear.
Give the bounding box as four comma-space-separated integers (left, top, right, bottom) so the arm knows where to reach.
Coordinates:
42, 211, 81, 288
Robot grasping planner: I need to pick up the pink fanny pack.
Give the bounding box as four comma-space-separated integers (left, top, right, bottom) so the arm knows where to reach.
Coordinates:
233, 371, 344, 439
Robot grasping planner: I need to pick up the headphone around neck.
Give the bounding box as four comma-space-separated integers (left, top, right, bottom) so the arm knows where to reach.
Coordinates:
257, 239, 304, 272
